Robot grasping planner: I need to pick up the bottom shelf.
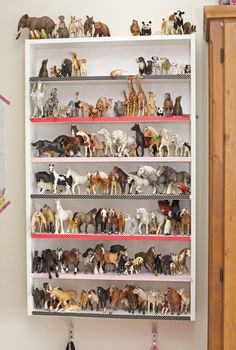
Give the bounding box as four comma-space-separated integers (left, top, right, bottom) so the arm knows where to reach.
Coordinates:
32, 310, 191, 321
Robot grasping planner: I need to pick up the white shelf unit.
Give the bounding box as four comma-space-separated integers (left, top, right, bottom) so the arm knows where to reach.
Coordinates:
25, 34, 196, 321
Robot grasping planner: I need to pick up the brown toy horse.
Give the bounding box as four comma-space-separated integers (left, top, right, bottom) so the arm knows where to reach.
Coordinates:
135, 247, 156, 274
62, 248, 81, 274
93, 243, 105, 274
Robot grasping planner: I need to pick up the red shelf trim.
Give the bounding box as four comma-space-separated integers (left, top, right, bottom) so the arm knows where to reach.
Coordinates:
31, 233, 191, 241
30, 116, 191, 124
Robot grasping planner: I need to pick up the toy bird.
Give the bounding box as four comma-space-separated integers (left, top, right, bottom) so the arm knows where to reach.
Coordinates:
177, 184, 190, 194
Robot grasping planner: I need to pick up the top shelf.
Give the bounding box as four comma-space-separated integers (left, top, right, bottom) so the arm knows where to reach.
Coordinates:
26, 34, 193, 49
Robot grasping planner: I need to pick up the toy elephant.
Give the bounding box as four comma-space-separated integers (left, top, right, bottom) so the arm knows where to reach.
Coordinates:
16, 14, 56, 39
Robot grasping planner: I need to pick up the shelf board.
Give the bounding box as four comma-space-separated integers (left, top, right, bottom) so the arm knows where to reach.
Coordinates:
31, 272, 191, 282
29, 74, 191, 84
31, 193, 191, 200
32, 157, 191, 163
31, 233, 191, 241
30, 115, 191, 124
27, 34, 192, 48
32, 309, 191, 321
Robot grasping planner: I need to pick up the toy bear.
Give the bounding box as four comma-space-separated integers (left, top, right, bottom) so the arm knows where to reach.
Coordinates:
93, 21, 111, 37
140, 21, 152, 36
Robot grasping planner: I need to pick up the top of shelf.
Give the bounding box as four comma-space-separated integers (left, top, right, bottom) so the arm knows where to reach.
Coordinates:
26, 34, 193, 49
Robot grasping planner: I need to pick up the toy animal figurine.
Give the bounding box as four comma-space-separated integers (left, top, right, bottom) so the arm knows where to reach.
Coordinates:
112, 166, 128, 194
130, 19, 141, 36
73, 208, 97, 233
132, 288, 147, 314
110, 69, 126, 78
172, 96, 183, 115
135, 74, 148, 116
148, 91, 157, 116
40, 29, 47, 39
114, 100, 125, 116
131, 123, 144, 156
69, 16, 79, 38
135, 247, 156, 274
79, 58, 87, 76
70, 51, 80, 76
76, 19, 84, 37
136, 57, 147, 76
61, 248, 81, 274
16, 14, 56, 39
108, 284, 121, 313
97, 287, 109, 312
180, 208, 191, 235
140, 21, 152, 35
93, 21, 111, 37
151, 56, 161, 75
183, 22, 196, 34
128, 174, 150, 194
84, 16, 94, 36
176, 247, 191, 274
122, 90, 129, 116
157, 107, 164, 116
163, 92, 173, 115
50, 65, 61, 77
146, 60, 153, 75
57, 15, 69, 38
41, 249, 60, 279
50, 288, 77, 311
117, 212, 125, 233
177, 288, 190, 314
54, 199, 73, 234
38, 59, 48, 78
131, 208, 149, 234
31, 81, 46, 118
165, 287, 181, 315
161, 18, 168, 34
137, 166, 159, 194
164, 215, 172, 235
31, 211, 47, 233
61, 58, 72, 77
174, 11, 185, 34
127, 76, 138, 116
40, 204, 55, 233
161, 57, 171, 75
79, 290, 89, 310
43, 87, 59, 118
97, 128, 114, 156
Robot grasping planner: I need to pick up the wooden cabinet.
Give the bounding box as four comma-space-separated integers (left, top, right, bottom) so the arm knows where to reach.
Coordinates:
204, 5, 236, 350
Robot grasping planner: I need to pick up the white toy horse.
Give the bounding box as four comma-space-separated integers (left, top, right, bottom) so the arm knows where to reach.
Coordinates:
132, 208, 150, 235
31, 81, 45, 118
97, 128, 114, 156
55, 199, 73, 234
66, 168, 89, 195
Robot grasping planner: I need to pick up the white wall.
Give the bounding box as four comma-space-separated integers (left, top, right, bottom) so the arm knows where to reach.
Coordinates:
0, 1, 215, 349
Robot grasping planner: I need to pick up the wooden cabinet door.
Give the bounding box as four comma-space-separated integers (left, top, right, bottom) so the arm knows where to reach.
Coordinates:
208, 19, 224, 350
223, 20, 236, 350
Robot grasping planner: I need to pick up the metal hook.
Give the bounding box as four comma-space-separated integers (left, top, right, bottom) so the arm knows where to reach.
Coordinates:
152, 323, 157, 344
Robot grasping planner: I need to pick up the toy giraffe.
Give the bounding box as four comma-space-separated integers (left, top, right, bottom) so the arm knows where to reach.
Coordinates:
122, 90, 129, 116
127, 76, 138, 116
135, 74, 148, 116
